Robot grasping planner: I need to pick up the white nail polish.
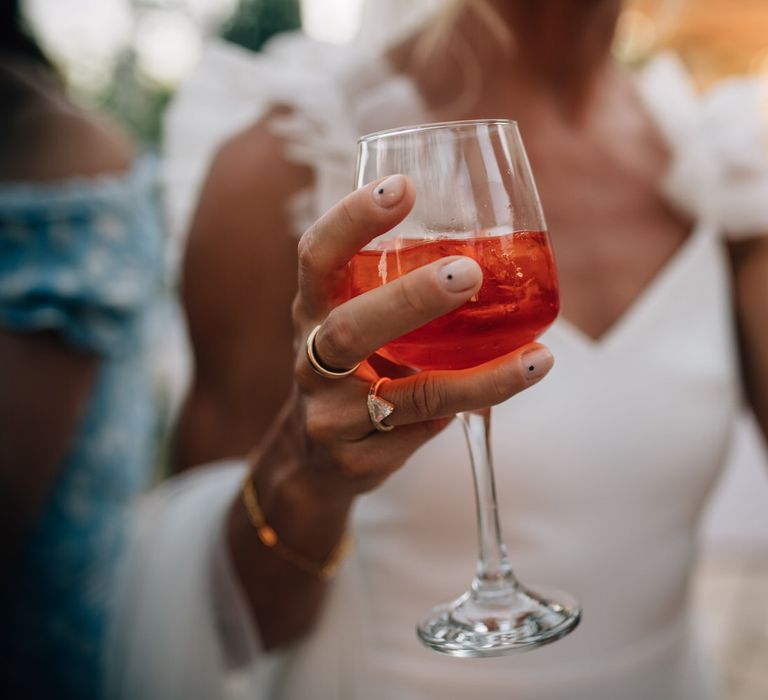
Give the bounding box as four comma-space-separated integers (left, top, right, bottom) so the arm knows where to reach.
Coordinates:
440, 258, 482, 293
372, 175, 406, 208
521, 347, 554, 382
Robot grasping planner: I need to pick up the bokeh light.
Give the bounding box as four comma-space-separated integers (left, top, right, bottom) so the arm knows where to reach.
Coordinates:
134, 9, 202, 87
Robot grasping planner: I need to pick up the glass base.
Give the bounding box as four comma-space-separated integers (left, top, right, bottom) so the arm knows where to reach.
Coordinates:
417, 583, 581, 658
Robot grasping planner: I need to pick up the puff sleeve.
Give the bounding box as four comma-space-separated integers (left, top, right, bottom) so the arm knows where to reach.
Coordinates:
704, 76, 768, 239
0, 157, 164, 355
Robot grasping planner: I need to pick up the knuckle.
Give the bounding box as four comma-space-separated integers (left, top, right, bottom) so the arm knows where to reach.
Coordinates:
304, 402, 333, 442
297, 243, 318, 288
319, 310, 359, 368
408, 373, 448, 417
297, 229, 322, 280
296, 230, 313, 269
337, 197, 357, 230
396, 275, 427, 317
488, 362, 522, 404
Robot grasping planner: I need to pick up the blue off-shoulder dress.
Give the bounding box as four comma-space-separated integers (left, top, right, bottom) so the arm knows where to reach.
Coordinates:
0, 157, 165, 698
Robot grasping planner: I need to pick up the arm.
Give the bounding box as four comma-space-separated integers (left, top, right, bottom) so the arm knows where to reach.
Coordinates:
0, 332, 97, 577
730, 237, 768, 441
0, 103, 134, 577
173, 115, 312, 471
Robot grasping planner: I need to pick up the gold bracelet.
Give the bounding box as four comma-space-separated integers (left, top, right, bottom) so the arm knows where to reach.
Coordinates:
241, 476, 352, 581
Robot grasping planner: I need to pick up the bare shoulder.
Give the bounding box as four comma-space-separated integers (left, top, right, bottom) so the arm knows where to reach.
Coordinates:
177, 109, 313, 462
182, 107, 313, 364
184, 106, 313, 280
1, 95, 134, 182
199, 106, 313, 219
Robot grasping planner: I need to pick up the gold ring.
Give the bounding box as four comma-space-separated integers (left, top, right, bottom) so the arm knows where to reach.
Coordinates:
367, 377, 395, 432
305, 325, 361, 379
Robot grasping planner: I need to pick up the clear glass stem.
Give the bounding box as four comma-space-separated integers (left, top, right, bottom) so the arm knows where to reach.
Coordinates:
459, 408, 518, 596
417, 407, 581, 655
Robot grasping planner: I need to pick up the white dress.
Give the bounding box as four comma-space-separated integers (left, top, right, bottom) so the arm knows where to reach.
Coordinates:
111, 30, 768, 700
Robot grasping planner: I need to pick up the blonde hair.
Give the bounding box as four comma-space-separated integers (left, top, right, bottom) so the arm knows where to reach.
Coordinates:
415, 0, 514, 64
411, 1, 513, 118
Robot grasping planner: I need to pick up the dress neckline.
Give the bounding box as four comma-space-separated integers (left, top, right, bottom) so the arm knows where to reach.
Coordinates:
367, 52, 714, 351
547, 220, 711, 353
549, 56, 716, 350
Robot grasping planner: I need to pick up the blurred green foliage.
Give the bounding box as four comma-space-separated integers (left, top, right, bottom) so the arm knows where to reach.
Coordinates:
99, 55, 173, 146
99, 0, 301, 145
222, 0, 301, 52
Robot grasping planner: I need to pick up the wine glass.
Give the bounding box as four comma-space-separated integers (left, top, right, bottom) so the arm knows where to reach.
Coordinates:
352, 120, 581, 657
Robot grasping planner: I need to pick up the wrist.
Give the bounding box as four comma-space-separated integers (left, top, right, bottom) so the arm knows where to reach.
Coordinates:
259, 461, 354, 539
242, 470, 352, 580
231, 437, 354, 580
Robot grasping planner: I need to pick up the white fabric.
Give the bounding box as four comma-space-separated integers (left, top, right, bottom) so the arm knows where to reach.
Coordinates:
107, 462, 272, 700
354, 0, 445, 51
162, 0, 444, 256
122, 30, 768, 700
162, 33, 426, 256
636, 57, 768, 238
163, 39, 768, 254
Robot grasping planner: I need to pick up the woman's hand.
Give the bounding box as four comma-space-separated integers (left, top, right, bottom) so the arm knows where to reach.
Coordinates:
290, 174, 553, 497
228, 175, 553, 649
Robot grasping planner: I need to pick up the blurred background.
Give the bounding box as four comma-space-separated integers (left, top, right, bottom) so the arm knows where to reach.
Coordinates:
23, 0, 353, 143
19, 0, 768, 696
21, 0, 768, 143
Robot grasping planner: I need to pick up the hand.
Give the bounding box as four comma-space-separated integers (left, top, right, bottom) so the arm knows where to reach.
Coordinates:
289, 174, 554, 497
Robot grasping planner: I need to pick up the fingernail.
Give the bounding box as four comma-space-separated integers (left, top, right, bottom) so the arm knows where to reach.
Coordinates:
440, 257, 482, 292
372, 175, 406, 208
521, 347, 554, 382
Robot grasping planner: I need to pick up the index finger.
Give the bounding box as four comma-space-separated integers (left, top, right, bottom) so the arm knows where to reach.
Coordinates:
298, 175, 415, 304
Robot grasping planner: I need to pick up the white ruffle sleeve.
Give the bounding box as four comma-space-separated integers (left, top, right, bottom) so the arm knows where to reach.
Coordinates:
162, 33, 368, 266
107, 462, 287, 700
703, 76, 768, 238
162, 30, 431, 274
638, 56, 768, 240
108, 459, 376, 700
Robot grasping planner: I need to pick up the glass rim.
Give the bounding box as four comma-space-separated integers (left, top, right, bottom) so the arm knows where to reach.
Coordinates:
358, 119, 519, 144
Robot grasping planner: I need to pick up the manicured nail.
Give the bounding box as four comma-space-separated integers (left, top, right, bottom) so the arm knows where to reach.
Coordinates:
440, 257, 482, 292
371, 175, 406, 208
521, 347, 553, 382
